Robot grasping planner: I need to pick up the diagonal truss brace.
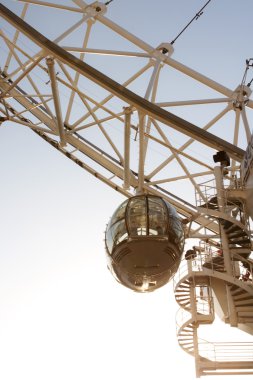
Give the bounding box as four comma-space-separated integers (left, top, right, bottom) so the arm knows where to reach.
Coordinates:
0, 3, 245, 163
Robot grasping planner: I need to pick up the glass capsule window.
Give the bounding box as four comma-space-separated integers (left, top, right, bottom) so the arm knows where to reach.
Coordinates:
127, 196, 147, 236
148, 196, 168, 236
105, 195, 184, 254
165, 201, 184, 251
126, 195, 169, 237
106, 199, 128, 254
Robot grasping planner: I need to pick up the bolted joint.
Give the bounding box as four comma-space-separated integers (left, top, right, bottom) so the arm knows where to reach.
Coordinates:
46, 56, 55, 66
85, 2, 107, 17
156, 42, 174, 57
123, 106, 133, 115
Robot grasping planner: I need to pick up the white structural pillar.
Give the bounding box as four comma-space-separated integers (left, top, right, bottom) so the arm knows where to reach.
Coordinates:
123, 106, 132, 190
137, 111, 145, 194
214, 165, 232, 276
46, 56, 66, 147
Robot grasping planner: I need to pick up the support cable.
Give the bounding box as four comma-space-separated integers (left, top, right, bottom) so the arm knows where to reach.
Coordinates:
245, 58, 253, 87
170, 0, 212, 45
240, 58, 253, 88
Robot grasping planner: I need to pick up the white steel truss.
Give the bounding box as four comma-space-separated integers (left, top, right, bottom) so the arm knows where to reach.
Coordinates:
0, 1, 253, 376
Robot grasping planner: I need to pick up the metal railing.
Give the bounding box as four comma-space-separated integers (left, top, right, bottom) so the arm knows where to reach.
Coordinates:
195, 172, 251, 234
198, 340, 253, 362
174, 246, 253, 287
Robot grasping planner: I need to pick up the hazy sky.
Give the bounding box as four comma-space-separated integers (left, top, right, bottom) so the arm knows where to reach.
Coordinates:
0, 1, 253, 379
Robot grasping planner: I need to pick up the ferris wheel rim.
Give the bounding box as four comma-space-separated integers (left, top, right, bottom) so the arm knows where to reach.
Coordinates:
0, 3, 245, 163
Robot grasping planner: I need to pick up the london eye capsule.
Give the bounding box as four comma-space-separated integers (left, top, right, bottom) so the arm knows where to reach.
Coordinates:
105, 195, 185, 292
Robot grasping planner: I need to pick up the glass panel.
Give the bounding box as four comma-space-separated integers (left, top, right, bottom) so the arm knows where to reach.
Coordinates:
168, 217, 184, 251
148, 197, 167, 235
110, 199, 128, 226
127, 196, 147, 236
164, 200, 178, 218
111, 219, 128, 246
105, 228, 114, 254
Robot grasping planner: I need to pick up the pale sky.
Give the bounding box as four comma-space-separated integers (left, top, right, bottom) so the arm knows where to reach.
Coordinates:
0, 1, 253, 379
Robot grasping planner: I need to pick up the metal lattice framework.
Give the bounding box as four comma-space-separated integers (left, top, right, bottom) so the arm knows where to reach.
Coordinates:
1, 2, 253, 377
0, 1, 252, 239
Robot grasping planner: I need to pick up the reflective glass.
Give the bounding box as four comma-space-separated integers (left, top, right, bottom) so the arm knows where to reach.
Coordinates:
110, 199, 128, 226
148, 197, 167, 235
168, 217, 184, 251
113, 219, 128, 245
105, 228, 114, 254
164, 200, 178, 218
127, 196, 147, 236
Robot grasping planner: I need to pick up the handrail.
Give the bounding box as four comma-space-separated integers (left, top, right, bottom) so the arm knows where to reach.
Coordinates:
198, 340, 253, 362
175, 307, 192, 331
174, 248, 253, 290
195, 171, 252, 234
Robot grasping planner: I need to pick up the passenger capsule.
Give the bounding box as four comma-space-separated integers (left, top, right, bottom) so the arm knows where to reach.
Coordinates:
105, 195, 185, 292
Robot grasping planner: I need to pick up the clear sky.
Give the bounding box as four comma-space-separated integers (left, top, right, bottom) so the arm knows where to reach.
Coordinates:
0, 1, 253, 380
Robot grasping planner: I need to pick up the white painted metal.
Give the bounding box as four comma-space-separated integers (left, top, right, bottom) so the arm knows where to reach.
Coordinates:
0, 2, 253, 377
123, 106, 132, 190
46, 56, 66, 146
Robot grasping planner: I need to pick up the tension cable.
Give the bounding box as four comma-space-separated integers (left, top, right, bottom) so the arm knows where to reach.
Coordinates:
170, 0, 212, 45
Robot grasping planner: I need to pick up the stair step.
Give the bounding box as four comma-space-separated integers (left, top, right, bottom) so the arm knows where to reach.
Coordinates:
230, 285, 244, 293
224, 224, 241, 233
178, 332, 193, 337
199, 196, 218, 209
229, 238, 251, 245
175, 294, 189, 299
238, 317, 253, 323
230, 247, 251, 254
182, 326, 194, 330
233, 293, 253, 301
178, 338, 193, 342
236, 306, 253, 317
175, 296, 190, 302
181, 303, 191, 308
221, 220, 233, 228
179, 331, 193, 335
180, 343, 194, 349
231, 289, 247, 297
235, 299, 253, 306
175, 288, 190, 296
227, 230, 248, 238
175, 290, 190, 295
175, 294, 190, 299
177, 284, 190, 289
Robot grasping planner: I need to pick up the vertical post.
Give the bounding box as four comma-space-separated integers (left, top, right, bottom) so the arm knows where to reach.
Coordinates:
241, 104, 252, 142
123, 106, 132, 190
226, 285, 238, 326
46, 56, 66, 146
214, 164, 238, 325
231, 108, 240, 173
137, 111, 145, 194
213, 165, 232, 275
189, 281, 201, 378
193, 324, 201, 378
144, 60, 161, 100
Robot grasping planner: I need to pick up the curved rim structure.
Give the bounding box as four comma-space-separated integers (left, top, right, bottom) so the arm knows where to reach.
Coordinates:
0, 1, 252, 240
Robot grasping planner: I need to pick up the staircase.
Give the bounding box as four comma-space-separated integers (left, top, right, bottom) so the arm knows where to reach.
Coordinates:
174, 172, 253, 377
222, 220, 252, 260
229, 284, 253, 324
174, 258, 253, 377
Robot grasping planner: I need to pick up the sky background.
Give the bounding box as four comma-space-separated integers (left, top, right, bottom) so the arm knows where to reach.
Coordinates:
0, 1, 253, 379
